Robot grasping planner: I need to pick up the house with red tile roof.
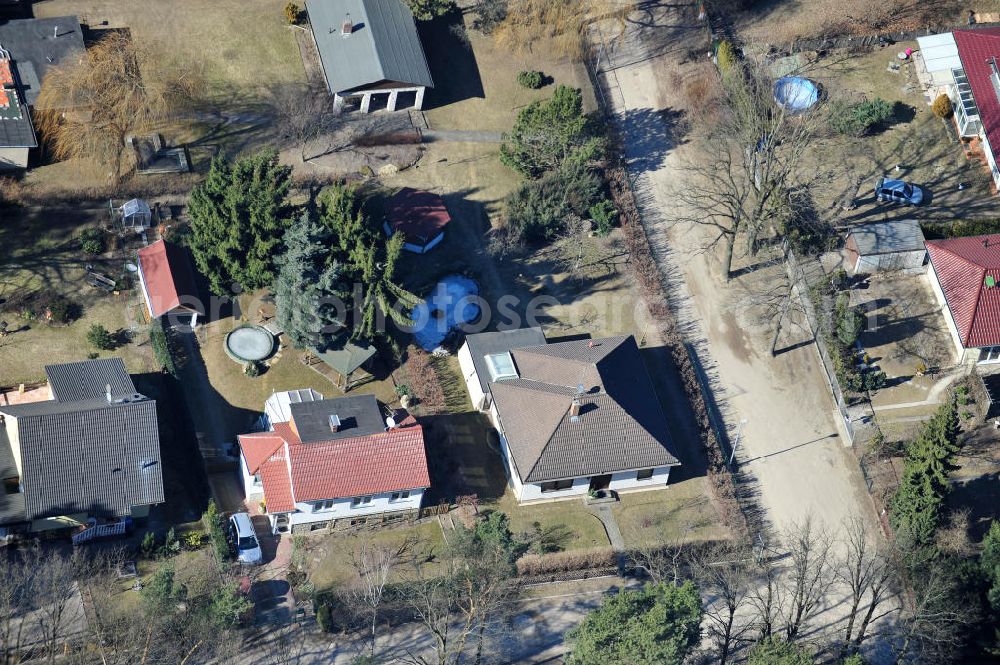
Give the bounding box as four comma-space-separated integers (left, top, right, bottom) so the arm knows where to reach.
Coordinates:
136, 240, 204, 328
926, 233, 1000, 365
917, 28, 1000, 191
237, 390, 430, 534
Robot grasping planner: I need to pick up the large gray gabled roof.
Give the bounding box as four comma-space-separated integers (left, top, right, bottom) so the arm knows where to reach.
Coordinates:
306, 0, 434, 94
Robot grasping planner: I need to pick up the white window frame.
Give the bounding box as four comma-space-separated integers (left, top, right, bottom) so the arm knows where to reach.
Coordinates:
978, 346, 1000, 364
350, 495, 373, 508
312, 499, 335, 512
389, 490, 411, 502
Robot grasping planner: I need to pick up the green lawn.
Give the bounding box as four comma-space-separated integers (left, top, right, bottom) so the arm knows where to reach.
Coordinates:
305, 520, 446, 590
612, 479, 729, 549
488, 491, 611, 551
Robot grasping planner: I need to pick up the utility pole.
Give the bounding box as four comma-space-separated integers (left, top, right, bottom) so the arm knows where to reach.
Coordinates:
729, 418, 748, 466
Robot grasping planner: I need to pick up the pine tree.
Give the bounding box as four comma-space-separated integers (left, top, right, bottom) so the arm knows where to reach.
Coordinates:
187, 149, 292, 295
188, 154, 234, 295
274, 211, 345, 350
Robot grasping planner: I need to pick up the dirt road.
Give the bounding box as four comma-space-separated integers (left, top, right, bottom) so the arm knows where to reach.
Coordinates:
591, 4, 875, 540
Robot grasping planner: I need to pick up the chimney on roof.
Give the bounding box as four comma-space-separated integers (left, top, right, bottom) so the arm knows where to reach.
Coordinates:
587, 340, 594, 348
328, 414, 341, 433
341, 14, 353, 37
53, 26, 58, 39
569, 397, 581, 420
105, 384, 112, 403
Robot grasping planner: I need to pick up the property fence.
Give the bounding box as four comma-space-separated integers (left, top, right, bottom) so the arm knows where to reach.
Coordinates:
785, 248, 855, 445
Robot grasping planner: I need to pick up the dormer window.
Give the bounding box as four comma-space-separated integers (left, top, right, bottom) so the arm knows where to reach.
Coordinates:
485, 352, 518, 381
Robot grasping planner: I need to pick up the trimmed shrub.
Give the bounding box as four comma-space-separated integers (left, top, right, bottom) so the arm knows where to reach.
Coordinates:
717, 40, 736, 71
931, 93, 953, 119
829, 98, 894, 136
150, 319, 180, 377
589, 200, 618, 236
79, 228, 105, 255
86, 323, 116, 351
244, 360, 263, 377
515, 547, 616, 576
202, 499, 230, 562
283, 2, 300, 24
517, 70, 545, 89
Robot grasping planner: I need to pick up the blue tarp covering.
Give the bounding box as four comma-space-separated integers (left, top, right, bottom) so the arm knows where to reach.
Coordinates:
774, 76, 819, 112
411, 275, 480, 351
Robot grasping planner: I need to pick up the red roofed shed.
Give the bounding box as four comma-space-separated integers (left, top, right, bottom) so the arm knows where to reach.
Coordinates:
926, 233, 1000, 364
136, 239, 204, 326
383, 187, 450, 253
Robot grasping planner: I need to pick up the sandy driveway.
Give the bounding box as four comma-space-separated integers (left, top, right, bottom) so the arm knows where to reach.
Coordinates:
592, 4, 875, 540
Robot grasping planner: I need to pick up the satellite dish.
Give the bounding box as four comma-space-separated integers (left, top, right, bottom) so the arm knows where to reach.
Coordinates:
125, 263, 138, 273
385, 416, 396, 429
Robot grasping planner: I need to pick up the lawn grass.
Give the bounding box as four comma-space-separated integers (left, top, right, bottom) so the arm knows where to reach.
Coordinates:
0, 208, 156, 385
420, 14, 597, 132
34, 0, 305, 100
487, 491, 611, 551
304, 520, 446, 590
612, 480, 730, 549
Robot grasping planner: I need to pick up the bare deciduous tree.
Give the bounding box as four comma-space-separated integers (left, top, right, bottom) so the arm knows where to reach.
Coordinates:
36, 32, 198, 184
671, 54, 826, 281
0, 551, 31, 665
270, 85, 344, 163
689, 542, 756, 665
781, 517, 834, 641
836, 516, 897, 656
892, 556, 976, 665
351, 536, 414, 661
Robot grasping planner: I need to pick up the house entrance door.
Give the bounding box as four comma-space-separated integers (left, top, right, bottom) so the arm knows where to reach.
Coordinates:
588, 475, 612, 492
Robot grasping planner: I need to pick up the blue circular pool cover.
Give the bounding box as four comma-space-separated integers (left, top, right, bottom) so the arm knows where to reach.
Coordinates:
411, 275, 480, 351
774, 76, 819, 112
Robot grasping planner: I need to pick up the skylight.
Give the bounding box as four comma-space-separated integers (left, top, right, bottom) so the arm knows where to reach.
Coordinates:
485, 352, 518, 381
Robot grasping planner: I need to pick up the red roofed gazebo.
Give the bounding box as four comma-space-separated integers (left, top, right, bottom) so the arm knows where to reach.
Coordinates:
926, 233, 1000, 365
383, 187, 451, 254
136, 239, 204, 327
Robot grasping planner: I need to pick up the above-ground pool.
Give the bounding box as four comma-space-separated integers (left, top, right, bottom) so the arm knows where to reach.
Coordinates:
774, 76, 819, 112
412, 275, 480, 351
225, 325, 276, 363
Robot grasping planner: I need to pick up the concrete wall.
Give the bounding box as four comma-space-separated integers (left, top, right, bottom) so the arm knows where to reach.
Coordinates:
458, 342, 488, 410
609, 467, 672, 493
984, 132, 1000, 192
238, 451, 264, 501
0, 148, 28, 171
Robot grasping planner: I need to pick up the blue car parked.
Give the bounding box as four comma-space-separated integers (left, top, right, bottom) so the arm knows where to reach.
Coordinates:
875, 177, 924, 205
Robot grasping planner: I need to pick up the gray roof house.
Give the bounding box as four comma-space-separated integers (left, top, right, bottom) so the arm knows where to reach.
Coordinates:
458, 332, 680, 503
0, 16, 86, 170
845, 219, 928, 275
305, 0, 433, 112
0, 358, 164, 534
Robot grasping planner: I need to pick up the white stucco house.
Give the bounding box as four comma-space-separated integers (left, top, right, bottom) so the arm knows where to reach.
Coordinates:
459, 331, 680, 504
916, 28, 1000, 191
238, 391, 430, 534
926, 233, 1000, 367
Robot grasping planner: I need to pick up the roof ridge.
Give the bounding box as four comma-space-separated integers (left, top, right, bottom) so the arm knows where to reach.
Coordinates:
524, 404, 572, 482
927, 238, 994, 269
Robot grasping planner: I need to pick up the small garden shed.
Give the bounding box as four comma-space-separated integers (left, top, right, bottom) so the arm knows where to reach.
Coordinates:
846, 219, 927, 274
383, 187, 451, 254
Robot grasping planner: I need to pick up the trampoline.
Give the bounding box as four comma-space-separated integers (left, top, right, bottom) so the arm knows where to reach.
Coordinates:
225, 325, 276, 363
774, 76, 819, 112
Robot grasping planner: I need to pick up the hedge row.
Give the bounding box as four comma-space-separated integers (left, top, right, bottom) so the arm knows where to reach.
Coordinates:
515, 547, 617, 576
604, 157, 750, 541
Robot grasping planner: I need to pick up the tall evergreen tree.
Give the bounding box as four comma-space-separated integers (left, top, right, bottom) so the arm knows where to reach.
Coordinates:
187, 149, 292, 295
317, 184, 420, 340
274, 211, 344, 350
567, 582, 703, 665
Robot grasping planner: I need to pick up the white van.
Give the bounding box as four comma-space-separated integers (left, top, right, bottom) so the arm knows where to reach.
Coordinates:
228, 512, 263, 565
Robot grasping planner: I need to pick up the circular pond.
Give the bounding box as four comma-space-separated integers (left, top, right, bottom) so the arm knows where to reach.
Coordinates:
225, 325, 276, 363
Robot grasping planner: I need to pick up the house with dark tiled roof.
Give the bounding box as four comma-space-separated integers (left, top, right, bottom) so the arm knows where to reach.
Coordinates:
926, 233, 1000, 365
0, 358, 164, 536
237, 391, 430, 534
458, 332, 680, 503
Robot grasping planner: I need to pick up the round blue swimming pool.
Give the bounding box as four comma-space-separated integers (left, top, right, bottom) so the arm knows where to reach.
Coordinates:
774, 76, 819, 112
411, 275, 480, 351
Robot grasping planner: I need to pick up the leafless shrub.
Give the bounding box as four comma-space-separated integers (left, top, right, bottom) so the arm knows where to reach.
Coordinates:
493, 0, 633, 60
402, 345, 446, 414
515, 547, 616, 576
